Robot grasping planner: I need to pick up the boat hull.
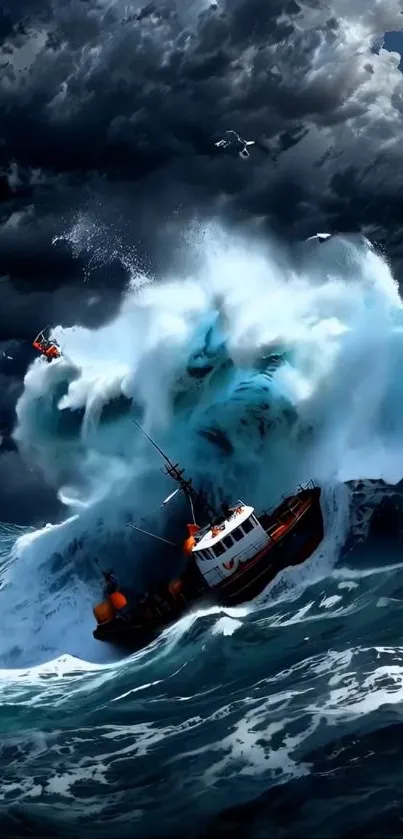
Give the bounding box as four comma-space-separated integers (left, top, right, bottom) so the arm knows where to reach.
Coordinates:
93, 486, 324, 648
215, 486, 323, 605
93, 562, 208, 649
93, 590, 208, 650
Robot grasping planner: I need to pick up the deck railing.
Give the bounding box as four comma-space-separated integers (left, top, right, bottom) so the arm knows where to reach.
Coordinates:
260, 479, 316, 521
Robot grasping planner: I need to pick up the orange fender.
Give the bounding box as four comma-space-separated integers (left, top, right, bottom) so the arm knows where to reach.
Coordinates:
108, 591, 128, 611
93, 600, 115, 624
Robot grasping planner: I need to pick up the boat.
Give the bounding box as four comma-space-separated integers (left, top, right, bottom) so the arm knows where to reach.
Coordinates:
92, 421, 324, 648
32, 327, 62, 362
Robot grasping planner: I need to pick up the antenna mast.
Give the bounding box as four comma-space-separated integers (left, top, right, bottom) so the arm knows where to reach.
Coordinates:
130, 417, 212, 512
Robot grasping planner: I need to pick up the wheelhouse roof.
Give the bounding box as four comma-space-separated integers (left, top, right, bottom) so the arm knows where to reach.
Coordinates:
193, 504, 255, 551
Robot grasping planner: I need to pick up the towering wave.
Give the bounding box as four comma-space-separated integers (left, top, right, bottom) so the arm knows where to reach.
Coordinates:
1, 224, 402, 669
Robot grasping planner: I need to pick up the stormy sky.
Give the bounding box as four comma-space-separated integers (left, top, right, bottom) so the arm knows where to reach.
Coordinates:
0, 0, 402, 524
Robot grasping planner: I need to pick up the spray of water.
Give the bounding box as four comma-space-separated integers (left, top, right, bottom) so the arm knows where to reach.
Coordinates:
1, 223, 402, 669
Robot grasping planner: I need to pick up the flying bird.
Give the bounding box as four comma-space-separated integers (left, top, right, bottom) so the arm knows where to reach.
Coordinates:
305, 232, 333, 243
214, 130, 256, 160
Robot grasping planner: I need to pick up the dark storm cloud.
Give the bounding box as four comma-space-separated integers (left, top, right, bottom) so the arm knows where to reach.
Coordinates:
0, 370, 22, 435
0, 0, 403, 522
1, 1, 402, 243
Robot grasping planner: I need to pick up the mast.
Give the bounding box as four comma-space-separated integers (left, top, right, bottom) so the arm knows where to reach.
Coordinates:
130, 417, 215, 516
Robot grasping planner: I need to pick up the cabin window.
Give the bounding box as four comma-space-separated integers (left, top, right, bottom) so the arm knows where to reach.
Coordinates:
198, 549, 214, 561
242, 517, 254, 534
222, 534, 234, 550
231, 526, 244, 542
212, 541, 225, 557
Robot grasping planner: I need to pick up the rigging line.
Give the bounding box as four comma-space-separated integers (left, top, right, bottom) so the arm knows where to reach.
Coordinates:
130, 417, 175, 468
126, 491, 179, 528
127, 523, 179, 547
188, 492, 196, 525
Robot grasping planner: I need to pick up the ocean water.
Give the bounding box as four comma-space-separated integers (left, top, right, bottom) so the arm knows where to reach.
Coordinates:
2, 225, 403, 838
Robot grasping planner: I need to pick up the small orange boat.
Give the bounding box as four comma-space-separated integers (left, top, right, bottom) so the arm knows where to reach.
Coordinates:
32, 328, 62, 362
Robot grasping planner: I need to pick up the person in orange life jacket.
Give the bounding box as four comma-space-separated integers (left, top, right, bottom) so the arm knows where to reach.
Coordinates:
102, 569, 131, 621
103, 569, 118, 595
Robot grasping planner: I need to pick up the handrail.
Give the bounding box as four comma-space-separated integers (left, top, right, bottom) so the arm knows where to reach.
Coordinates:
260, 479, 316, 520
281, 479, 315, 498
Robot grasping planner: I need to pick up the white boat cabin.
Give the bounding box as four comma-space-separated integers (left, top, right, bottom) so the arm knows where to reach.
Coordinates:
192, 501, 270, 588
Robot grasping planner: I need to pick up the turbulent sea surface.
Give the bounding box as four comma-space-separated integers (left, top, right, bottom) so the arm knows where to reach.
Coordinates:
2, 226, 403, 838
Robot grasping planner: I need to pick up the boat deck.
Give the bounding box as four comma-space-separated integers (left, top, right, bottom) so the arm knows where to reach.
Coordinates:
259, 491, 314, 542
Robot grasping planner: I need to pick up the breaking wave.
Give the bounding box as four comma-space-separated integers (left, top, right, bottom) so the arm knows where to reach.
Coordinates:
2, 223, 403, 837
1, 224, 403, 668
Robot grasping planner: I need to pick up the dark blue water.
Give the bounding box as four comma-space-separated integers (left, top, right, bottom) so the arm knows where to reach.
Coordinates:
2, 521, 403, 839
